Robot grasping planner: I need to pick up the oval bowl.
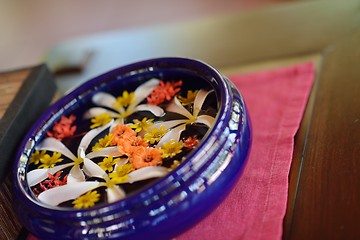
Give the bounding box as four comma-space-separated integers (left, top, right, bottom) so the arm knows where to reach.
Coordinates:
13, 57, 251, 239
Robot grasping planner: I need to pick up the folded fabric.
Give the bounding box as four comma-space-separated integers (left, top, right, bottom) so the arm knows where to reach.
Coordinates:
178, 62, 315, 240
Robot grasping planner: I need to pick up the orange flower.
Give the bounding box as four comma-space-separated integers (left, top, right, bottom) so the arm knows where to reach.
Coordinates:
147, 80, 183, 105
130, 146, 162, 169
117, 136, 148, 156
47, 115, 77, 141
111, 125, 136, 145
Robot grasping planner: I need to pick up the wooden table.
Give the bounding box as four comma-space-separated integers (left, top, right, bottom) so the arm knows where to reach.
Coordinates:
1, 0, 360, 239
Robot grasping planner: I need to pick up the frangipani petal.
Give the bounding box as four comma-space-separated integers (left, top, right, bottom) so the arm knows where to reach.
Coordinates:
166, 97, 193, 119
150, 119, 187, 131
92, 92, 116, 109
196, 115, 215, 128
135, 104, 164, 117
128, 166, 169, 183
133, 78, 160, 106
157, 124, 187, 147
67, 164, 85, 184
83, 107, 119, 119
79, 120, 113, 151
114, 158, 129, 170
106, 185, 126, 203
36, 138, 77, 161
83, 158, 107, 179
38, 181, 100, 206
193, 89, 213, 117
27, 163, 74, 187
86, 146, 122, 159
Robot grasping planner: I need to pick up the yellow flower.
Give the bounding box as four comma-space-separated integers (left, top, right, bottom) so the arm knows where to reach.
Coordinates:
170, 160, 181, 170
92, 134, 114, 151
178, 90, 199, 106
159, 140, 183, 158
129, 118, 154, 133
38, 152, 63, 169
109, 163, 134, 184
143, 126, 169, 144
90, 113, 112, 129
98, 155, 119, 172
72, 190, 100, 209
113, 90, 135, 109
30, 150, 47, 165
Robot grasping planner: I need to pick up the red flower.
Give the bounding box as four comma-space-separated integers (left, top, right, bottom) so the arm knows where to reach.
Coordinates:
147, 80, 183, 105
33, 171, 68, 196
47, 115, 77, 141
183, 136, 199, 150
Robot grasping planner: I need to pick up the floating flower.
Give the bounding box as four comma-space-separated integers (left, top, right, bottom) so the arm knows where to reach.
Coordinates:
108, 163, 134, 184
90, 113, 112, 129
159, 140, 183, 158
27, 121, 120, 187
33, 172, 68, 196
116, 136, 148, 156
130, 147, 162, 169
143, 126, 169, 144
178, 90, 198, 106
98, 156, 120, 172
92, 134, 114, 152
30, 150, 47, 165
111, 125, 136, 145
36, 158, 168, 206
72, 190, 100, 209
129, 117, 154, 133
183, 136, 199, 150
47, 115, 77, 141
170, 160, 181, 170
147, 89, 215, 146
147, 80, 182, 105
113, 90, 135, 109
84, 79, 164, 125
38, 152, 63, 169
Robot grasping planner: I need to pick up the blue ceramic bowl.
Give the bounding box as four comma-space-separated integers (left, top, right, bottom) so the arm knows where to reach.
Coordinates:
13, 57, 251, 239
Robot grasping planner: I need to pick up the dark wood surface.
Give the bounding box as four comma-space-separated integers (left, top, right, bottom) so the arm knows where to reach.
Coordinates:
284, 30, 360, 240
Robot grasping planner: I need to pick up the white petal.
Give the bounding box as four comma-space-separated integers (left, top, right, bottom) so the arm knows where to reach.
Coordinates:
193, 89, 213, 117
166, 97, 193, 119
133, 78, 160, 106
157, 124, 187, 147
135, 104, 164, 117
196, 115, 215, 128
83, 107, 119, 119
86, 146, 122, 159
78, 119, 113, 152
92, 92, 116, 109
83, 158, 107, 179
114, 158, 129, 169
37, 181, 100, 206
106, 185, 126, 203
36, 138, 77, 161
27, 163, 74, 187
67, 164, 85, 184
128, 166, 169, 183
150, 119, 187, 131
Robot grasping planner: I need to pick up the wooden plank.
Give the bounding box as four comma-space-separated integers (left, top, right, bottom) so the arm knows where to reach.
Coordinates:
0, 65, 56, 181
285, 29, 360, 240
0, 69, 30, 119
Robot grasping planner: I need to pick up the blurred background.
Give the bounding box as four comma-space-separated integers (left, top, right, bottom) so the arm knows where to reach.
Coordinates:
0, 0, 291, 73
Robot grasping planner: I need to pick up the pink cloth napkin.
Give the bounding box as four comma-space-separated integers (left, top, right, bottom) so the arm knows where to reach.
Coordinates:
178, 62, 315, 240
